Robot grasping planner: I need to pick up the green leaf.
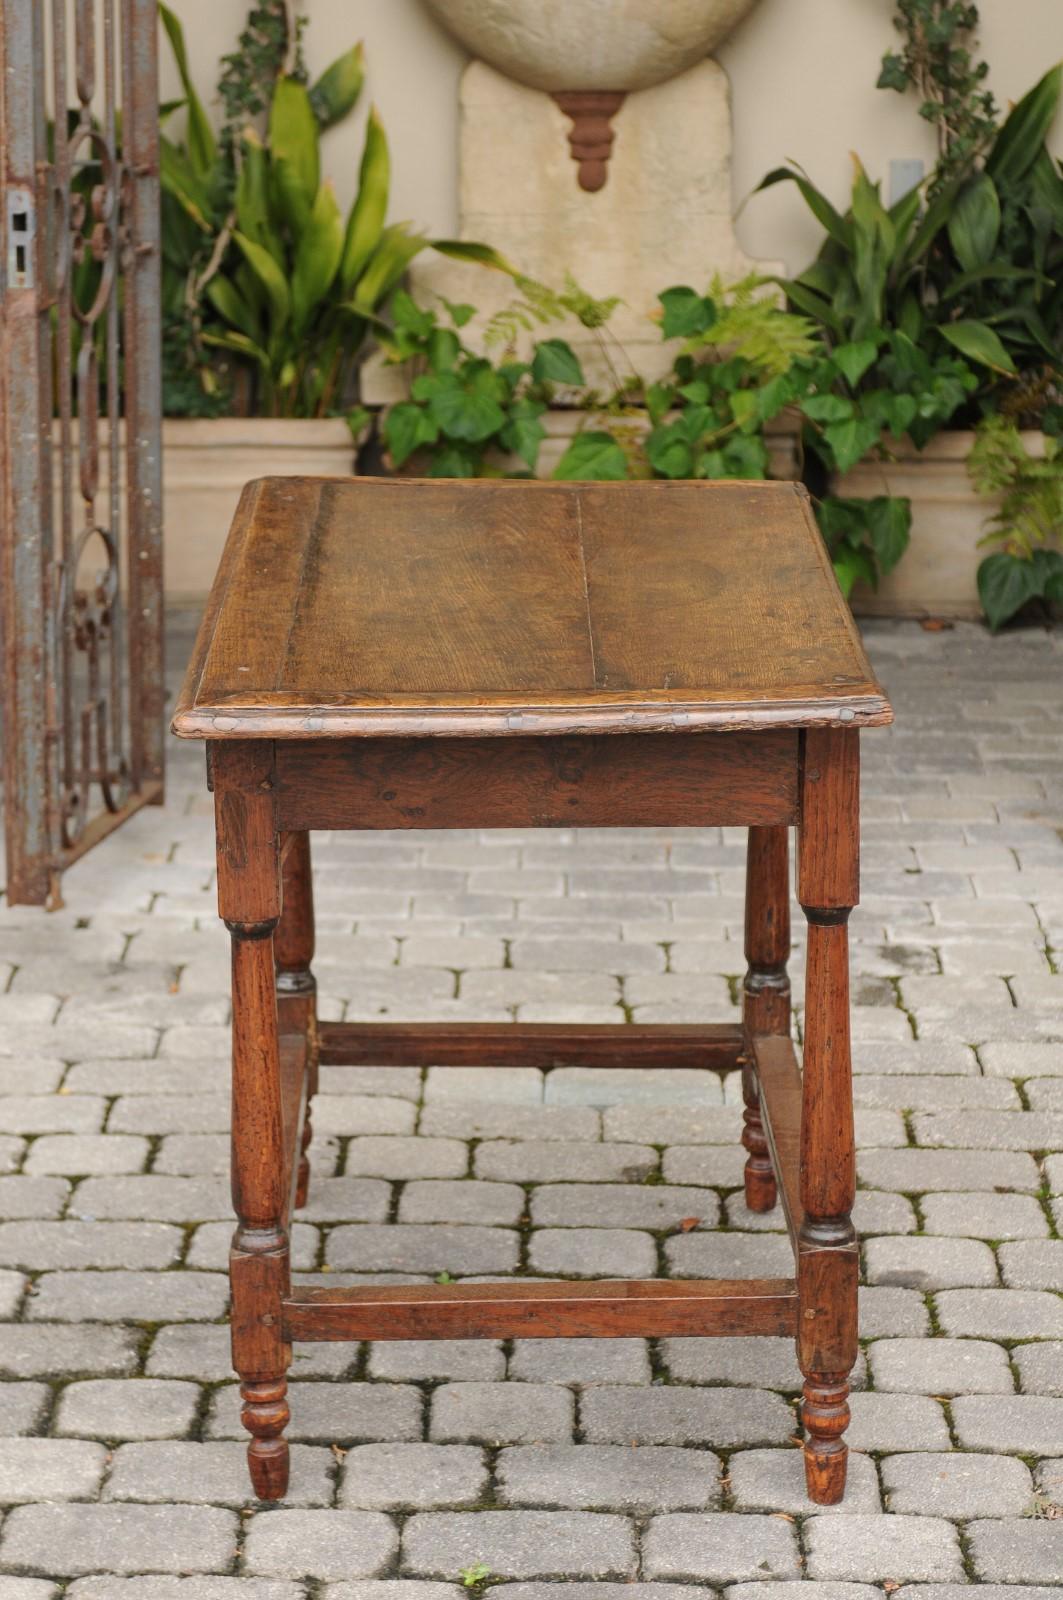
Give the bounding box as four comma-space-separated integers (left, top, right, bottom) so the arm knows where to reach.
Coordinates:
310, 43, 365, 130
205, 275, 259, 342
428, 378, 505, 443
345, 405, 371, 442
443, 299, 476, 328
658, 286, 715, 339
885, 393, 918, 438
351, 224, 429, 311
499, 407, 546, 469
384, 401, 438, 466
159, 3, 216, 182
756, 167, 851, 248
552, 431, 628, 481
721, 434, 770, 478
646, 382, 674, 425
987, 64, 1063, 187
158, 135, 212, 230
865, 496, 911, 573
201, 329, 270, 369
340, 107, 389, 293
428, 328, 462, 373
430, 240, 519, 275
646, 423, 694, 479
292, 181, 343, 336
269, 76, 320, 233
978, 550, 1046, 630
823, 415, 882, 474
531, 339, 584, 386
232, 229, 291, 338
832, 339, 879, 389
428, 445, 477, 478
948, 173, 1001, 273
801, 393, 855, 425
938, 319, 1017, 374
235, 130, 276, 256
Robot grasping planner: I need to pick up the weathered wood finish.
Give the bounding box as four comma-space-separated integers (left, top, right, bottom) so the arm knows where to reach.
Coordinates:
173, 478, 892, 741
741, 826, 791, 1212
319, 1021, 744, 1070
182, 478, 890, 1509
276, 833, 317, 1210
275, 733, 798, 831
796, 726, 860, 1506
214, 743, 292, 1502
283, 1277, 798, 1342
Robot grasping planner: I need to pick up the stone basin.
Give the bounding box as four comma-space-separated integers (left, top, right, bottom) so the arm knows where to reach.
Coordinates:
421, 0, 760, 92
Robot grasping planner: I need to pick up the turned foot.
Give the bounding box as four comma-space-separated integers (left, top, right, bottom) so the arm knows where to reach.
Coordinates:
242, 1378, 290, 1500
802, 1375, 849, 1505
741, 1066, 777, 1213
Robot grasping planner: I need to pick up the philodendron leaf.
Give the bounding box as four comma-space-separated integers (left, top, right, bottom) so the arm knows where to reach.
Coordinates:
948, 173, 1001, 273
428, 379, 505, 443
553, 431, 628, 481
939, 320, 1017, 374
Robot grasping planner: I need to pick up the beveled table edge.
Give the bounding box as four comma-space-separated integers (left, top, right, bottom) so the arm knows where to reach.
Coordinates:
172, 692, 893, 740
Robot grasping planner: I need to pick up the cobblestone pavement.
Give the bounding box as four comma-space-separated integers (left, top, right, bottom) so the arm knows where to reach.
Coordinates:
0, 615, 1062, 1598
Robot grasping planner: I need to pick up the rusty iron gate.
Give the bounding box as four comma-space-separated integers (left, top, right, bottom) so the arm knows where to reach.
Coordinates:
1, 0, 163, 907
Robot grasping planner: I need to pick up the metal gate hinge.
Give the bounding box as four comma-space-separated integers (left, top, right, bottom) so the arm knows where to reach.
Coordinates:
6, 188, 36, 289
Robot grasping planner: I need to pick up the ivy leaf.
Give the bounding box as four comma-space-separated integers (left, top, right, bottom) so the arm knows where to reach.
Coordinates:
978, 550, 1047, 631
646, 382, 674, 425
659, 286, 716, 339
647, 426, 694, 478
831, 339, 879, 389
865, 496, 912, 573
384, 401, 437, 466
801, 393, 855, 425
823, 416, 882, 474
443, 298, 476, 327
553, 431, 628, 481
428, 377, 506, 443
721, 434, 769, 478
885, 393, 918, 438
428, 445, 478, 478
499, 402, 546, 469
531, 339, 584, 386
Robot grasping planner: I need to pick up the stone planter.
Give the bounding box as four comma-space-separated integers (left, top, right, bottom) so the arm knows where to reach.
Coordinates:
838, 430, 1044, 621
162, 419, 355, 600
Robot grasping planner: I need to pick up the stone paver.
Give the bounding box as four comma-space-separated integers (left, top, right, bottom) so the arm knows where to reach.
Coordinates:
2, 618, 1063, 1591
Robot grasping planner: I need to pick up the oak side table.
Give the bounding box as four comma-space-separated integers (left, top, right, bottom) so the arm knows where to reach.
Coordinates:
173, 476, 893, 1506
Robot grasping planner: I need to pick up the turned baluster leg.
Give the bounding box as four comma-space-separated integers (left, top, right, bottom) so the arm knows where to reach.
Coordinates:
276, 832, 317, 1210
741, 825, 791, 1211
214, 743, 291, 1501
796, 727, 860, 1506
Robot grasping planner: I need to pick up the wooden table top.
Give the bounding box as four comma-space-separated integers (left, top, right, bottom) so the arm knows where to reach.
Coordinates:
173, 476, 892, 740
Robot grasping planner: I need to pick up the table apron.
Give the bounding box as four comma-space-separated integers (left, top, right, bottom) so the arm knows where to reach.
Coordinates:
273, 731, 799, 832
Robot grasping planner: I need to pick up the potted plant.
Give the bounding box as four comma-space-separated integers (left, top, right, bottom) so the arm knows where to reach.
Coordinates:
156, 1, 496, 597
752, 0, 1063, 621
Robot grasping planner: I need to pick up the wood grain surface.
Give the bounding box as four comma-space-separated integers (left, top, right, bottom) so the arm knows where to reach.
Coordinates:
173, 478, 892, 739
